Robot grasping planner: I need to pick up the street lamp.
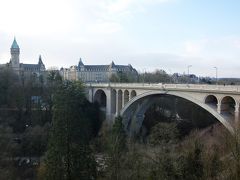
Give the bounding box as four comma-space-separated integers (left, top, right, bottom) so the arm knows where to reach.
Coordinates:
187, 65, 192, 76
187, 65, 192, 84
214, 67, 218, 85
142, 68, 146, 85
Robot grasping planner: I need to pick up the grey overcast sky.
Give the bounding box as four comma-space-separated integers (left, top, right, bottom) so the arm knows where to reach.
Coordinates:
1, 0, 240, 77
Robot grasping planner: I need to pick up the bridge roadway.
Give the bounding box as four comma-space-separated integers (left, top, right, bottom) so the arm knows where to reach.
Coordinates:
86, 83, 240, 134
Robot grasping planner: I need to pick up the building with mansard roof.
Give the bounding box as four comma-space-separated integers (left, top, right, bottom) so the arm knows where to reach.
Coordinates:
60, 58, 138, 82
0, 38, 46, 76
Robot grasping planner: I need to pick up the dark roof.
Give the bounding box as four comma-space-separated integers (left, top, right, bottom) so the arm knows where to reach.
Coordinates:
109, 61, 115, 68
78, 58, 84, 66
38, 55, 43, 64
63, 61, 137, 73
84, 65, 109, 71
79, 64, 136, 72
20, 63, 41, 71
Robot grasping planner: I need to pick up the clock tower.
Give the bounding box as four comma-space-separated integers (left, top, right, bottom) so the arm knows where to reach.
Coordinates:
10, 37, 20, 71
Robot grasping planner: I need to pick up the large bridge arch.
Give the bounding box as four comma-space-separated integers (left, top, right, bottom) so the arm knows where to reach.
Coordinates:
120, 91, 234, 134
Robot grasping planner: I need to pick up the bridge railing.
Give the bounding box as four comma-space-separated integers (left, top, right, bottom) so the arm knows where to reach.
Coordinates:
86, 83, 240, 93
164, 84, 240, 92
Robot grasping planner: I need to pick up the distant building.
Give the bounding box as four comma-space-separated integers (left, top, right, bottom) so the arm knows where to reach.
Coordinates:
60, 59, 138, 82
0, 38, 46, 76
172, 73, 199, 83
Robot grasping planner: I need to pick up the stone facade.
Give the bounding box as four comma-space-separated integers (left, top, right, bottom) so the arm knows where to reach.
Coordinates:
60, 59, 138, 82
0, 38, 46, 76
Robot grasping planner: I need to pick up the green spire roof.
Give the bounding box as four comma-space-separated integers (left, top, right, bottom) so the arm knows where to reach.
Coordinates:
11, 37, 19, 49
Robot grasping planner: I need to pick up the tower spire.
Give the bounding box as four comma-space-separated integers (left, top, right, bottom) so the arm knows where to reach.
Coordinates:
11, 37, 19, 49
78, 58, 84, 66
38, 55, 43, 64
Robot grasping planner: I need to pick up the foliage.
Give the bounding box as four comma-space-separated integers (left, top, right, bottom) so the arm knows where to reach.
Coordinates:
44, 81, 97, 180
1, 67, 240, 179
203, 145, 222, 179
105, 116, 127, 180
149, 122, 179, 145
110, 71, 137, 83
122, 145, 147, 180
147, 148, 180, 180
101, 121, 228, 180
0, 68, 63, 133
21, 123, 50, 157
224, 127, 240, 179
110, 116, 127, 152
0, 69, 103, 179
181, 139, 204, 180
138, 69, 172, 83
0, 125, 18, 179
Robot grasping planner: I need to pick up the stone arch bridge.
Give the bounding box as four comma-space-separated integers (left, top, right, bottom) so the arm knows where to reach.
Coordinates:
86, 83, 240, 134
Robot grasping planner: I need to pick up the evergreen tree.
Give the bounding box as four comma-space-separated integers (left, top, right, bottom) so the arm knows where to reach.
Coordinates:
0, 125, 17, 180
44, 81, 96, 180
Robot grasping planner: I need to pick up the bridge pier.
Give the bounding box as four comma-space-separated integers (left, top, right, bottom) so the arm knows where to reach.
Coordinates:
106, 89, 113, 122
88, 87, 94, 103
122, 90, 125, 108
217, 103, 221, 114
235, 103, 239, 124
115, 90, 119, 116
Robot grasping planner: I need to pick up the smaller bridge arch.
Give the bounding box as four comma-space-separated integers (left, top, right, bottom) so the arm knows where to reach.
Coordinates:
130, 90, 137, 99
94, 89, 107, 111
221, 96, 236, 115
205, 95, 218, 110
124, 90, 130, 105
117, 90, 123, 113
